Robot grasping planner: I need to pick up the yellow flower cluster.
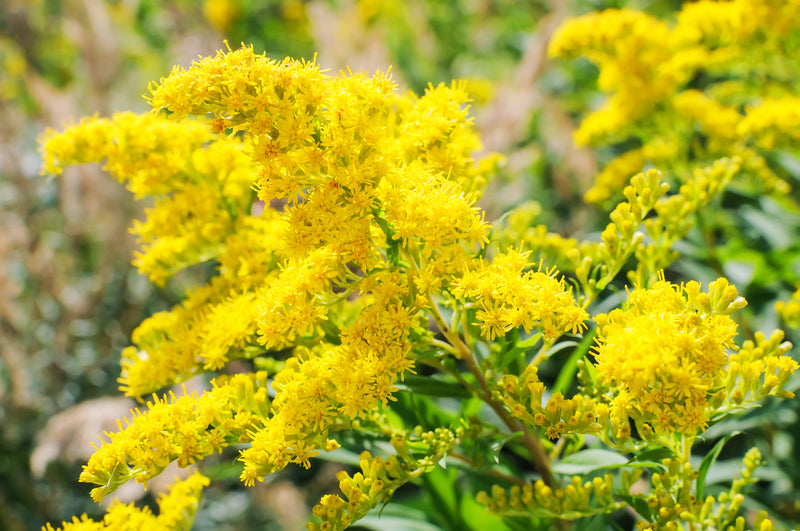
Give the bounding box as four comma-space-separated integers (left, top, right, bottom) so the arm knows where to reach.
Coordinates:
776, 282, 800, 329
39, 38, 799, 530
40, 113, 290, 397
40, 112, 214, 199
635, 450, 775, 531
119, 212, 283, 396
672, 90, 740, 141
550, 1, 797, 204
739, 97, 800, 150
499, 366, 600, 440
39, 113, 257, 285
548, 9, 676, 146
477, 473, 622, 520
82, 373, 269, 502
630, 157, 741, 287
723, 330, 797, 407
593, 277, 748, 436
554, 160, 741, 303
39, 44, 502, 511
44, 471, 209, 531
308, 428, 457, 531
636, 458, 698, 531
674, 0, 800, 45
452, 249, 588, 342
569, 169, 669, 303
148, 45, 485, 271
584, 138, 680, 205
380, 163, 488, 256
240, 272, 420, 485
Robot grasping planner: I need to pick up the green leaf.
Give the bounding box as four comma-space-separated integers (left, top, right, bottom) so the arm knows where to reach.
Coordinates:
516, 331, 544, 350
574, 514, 614, 531
358, 505, 445, 531
552, 449, 627, 475
601, 513, 628, 531
372, 207, 401, 266
630, 447, 676, 464
539, 340, 579, 361
553, 329, 596, 395
391, 391, 458, 432
618, 461, 667, 472
488, 432, 522, 464
422, 467, 464, 530
495, 332, 542, 372
618, 494, 652, 521
696, 431, 741, 501
356, 515, 444, 531
395, 375, 473, 398
315, 447, 364, 466
197, 460, 242, 481
459, 493, 512, 531
459, 397, 484, 417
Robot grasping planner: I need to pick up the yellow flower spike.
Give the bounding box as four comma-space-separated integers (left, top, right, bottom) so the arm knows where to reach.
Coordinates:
590, 275, 787, 438
707, 278, 747, 315
44, 472, 209, 531
756, 511, 774, 531
739, 97, 800, 150
80, 375, 270, 500
508, 485, 523, 510
729, 516, 747, 531
776, 282, 800, 329
40, 114, 256, 288
37, 17, 800, 528
492, 484, 508, 509
673, 90, 741, 140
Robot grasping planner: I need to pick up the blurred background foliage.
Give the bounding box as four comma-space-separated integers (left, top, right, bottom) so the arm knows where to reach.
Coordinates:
1, 0, 797, 529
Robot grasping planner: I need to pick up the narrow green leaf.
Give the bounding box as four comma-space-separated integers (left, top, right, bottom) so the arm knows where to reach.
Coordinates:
358, 505, 445, 531
553, 329, 596, 395
395, 375, 472, 398
552, 449, 627, 475
516, 332, 544, 350
488, 432, 522, 464
372, 207, 400, 266
602, 513, 628, 531
459, 494, 512, 531
696, 431, 741, 501
630, 447, 676, 464
618, 494, 652, 521
496, 332, 542, 372
422, 467, 464, 530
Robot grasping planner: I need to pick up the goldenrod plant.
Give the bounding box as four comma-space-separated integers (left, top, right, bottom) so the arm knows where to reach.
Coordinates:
38, 2, 800, 530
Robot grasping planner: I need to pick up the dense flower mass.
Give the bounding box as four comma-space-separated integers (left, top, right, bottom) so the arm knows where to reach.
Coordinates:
549, 0, 798, 205
593, 278, 745, 435
42, 44, 578, 509
37, 4, 800, 528
44, 471, 209, 531
80, 373, 270, 501
452, 249, 588, 341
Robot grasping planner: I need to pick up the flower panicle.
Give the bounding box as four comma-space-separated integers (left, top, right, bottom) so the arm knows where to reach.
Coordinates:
81, 372, 269, 502
43, 471, 209, 531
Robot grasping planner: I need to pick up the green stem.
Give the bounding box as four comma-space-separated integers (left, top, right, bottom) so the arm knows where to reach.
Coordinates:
426, 288, 556, 489
401, 247, 557, 489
